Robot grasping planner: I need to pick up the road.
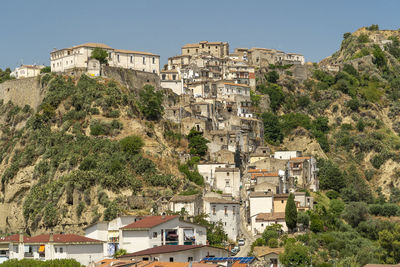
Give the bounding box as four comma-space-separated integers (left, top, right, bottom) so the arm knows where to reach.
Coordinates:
236, 169, 256, 257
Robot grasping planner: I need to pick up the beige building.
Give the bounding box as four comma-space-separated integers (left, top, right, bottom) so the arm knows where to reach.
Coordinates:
11, 65, 45, 79
214, 167, 240, 198
160, 69, 183, 95
168, 194, 203, 216
181, 41, 229, 58
50, 43, 160, 74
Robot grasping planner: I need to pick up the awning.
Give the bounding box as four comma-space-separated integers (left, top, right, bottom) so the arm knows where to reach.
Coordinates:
0, 244, 9, 251
38, 245, 45, 253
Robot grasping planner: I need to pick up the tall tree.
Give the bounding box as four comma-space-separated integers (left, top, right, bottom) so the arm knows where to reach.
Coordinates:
187, 128, 209, 157
138, 85, 164, 120
91, 48, 108, 64
285, 193, 297, 232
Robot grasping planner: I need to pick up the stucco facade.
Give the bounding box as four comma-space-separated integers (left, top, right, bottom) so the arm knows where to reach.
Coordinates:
50, 43, 160, 74
214, 168, 240, 198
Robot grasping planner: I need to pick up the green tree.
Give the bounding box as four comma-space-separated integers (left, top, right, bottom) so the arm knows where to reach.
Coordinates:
193, 214, 227, 247
279, 241, 311, 266
342, 202, 369, 228
40, 66, 51, 73
372, 45, 387, 68
120, 135, 144, 155
138, 85, 164, 120
187, 128, 209, 157
91, 47, 108, 64
261, 112, 283, 144
266, 71, 279, 83
114, 248, 127, 258
285, 193, 297, 232
257, 84, 285, 111
297, 212, 310, 228
318, 159, 346, 192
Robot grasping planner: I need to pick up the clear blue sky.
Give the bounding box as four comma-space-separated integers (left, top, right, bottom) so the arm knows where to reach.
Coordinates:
1, 0, 399, 69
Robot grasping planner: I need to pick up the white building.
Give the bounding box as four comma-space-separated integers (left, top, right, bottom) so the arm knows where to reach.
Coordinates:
0, 233, 104, 266
273, 151, 302, 160
197, 163, 235, 186
50, 43, 160, 74
119, 215, 206, 253
253, 212, 287, 234
216, 82, 250, 100
289, 156, 319, 191
249, 192, 274, 234
10, 65, 45, 79
168, 194, 203, 216
84, 215, 141, 257
118, 244, 227, 263
203, 197, 240, 241
214, 167, 241, 198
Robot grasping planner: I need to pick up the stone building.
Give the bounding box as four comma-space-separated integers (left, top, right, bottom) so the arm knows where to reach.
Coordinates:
181, 41, 229, 58
168, 194, 203, 217
214, 167, 241, 198
50, 43, 160, 74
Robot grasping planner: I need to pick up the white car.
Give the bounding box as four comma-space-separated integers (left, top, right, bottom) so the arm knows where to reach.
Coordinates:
238, 239, 245, 246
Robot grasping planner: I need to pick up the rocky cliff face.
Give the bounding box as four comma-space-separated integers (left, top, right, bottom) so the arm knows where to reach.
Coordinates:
0, 73, 188, 236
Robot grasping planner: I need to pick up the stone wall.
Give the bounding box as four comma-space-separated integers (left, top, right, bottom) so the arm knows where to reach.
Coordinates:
0, 77, 45, 110
102, 66, 160, 92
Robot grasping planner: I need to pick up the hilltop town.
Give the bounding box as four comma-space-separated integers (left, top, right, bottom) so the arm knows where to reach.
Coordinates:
1, 25, 400, 266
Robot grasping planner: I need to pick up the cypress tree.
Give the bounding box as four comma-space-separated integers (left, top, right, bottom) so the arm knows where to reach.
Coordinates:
285, 193, 297, 232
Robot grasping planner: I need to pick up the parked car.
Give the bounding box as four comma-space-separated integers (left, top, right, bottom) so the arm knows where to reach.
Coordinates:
238, 239, 245, 246
231, 246, 240, 255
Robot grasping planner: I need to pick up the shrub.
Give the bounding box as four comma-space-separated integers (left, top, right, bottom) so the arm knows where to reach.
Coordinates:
120, 135, 144, 155
103, 200, 119, 221
261, 112, 283, 144
346, 98, 360, 111
342, 202, 369, 227
263, 229, 279, 243
40, 66, 51, 73
268, 238, 279, 248
310, 218, 324, 233
297, 212, 310, 228
371, 154, 385, 169
76, 201, 85, 217
297, 95, 311, 109
358, 34, 370, 43
91, 48, 108, 64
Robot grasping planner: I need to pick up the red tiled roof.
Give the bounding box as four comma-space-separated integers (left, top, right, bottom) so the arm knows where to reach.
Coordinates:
255, 212, 285, 222
120, 245, 206, 257
25, 234, 103, 244
0, 234, 28, 243
251, 172, 279, 179
248, 169, 268, 173
121, 215, 178, 230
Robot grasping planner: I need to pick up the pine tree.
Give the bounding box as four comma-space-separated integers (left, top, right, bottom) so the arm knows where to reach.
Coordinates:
285, 193, 297, 232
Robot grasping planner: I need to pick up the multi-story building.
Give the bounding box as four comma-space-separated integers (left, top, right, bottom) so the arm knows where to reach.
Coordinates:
84, 215, 141, 257
119, 215, 206, 253
214, 167, 241, 198
168, 194, 203, 216
10, 65, 45, 79
181, 41, 229, 58
288, 156, 319, 191
203, 197, 240, 241
50, 43, 160, 74
0, 233, 104, 266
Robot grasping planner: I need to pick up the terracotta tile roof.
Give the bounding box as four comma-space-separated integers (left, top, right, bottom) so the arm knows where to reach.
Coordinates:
182, 43, 200, 48
253, 246, 284, 257
121, 215, 178, 230
251, 172, 279, 180
249, 192, 273, 198
145, 262, 189, 267
203, 197, 239, 204
21, 65, 45, 69
72, 43, 112, 49
114, 49, 158, 56
274, 194, 289, 199
120, 245, 206, 257
24, 234, 103, 244
0, 234, 28, 243
223, 82, 250, 88
255, 212, 285, 222
170, 194, 199, 203
289, 156, 311, 162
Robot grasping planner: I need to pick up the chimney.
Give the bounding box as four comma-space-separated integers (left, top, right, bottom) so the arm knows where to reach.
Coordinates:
49, 232, 54, 242
18, 228, 24, 243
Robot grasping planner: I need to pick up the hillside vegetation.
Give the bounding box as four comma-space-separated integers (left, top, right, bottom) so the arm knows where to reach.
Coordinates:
0, 73, 197, 234
251, 25, 400, 265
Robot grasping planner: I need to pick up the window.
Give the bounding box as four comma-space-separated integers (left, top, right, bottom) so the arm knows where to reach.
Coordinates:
59, 247, 63, 253
227, 172, 230, 176
162, 74, 166, 80
233, 206, 236, 215
169, 257, 174, 262
108, 52, 112, 59
225, 180, 230, 186
172, 74, 176, 80
117, 54, 120, 62
153, 232, 158, 238
55, 248, 57, 253
187, 49, 189, 53
212, 206, 216, 215
281, 200, 284, 203
261, 223, 264, 227
130, 56, 133, 63
188, 257, 193, 262
224, 206, 228, 215
196, 49, 198, 53
143, 57, 146, 64
220, 138, 223, 142
153, 70, 156, 73
152, 57, 155, 64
